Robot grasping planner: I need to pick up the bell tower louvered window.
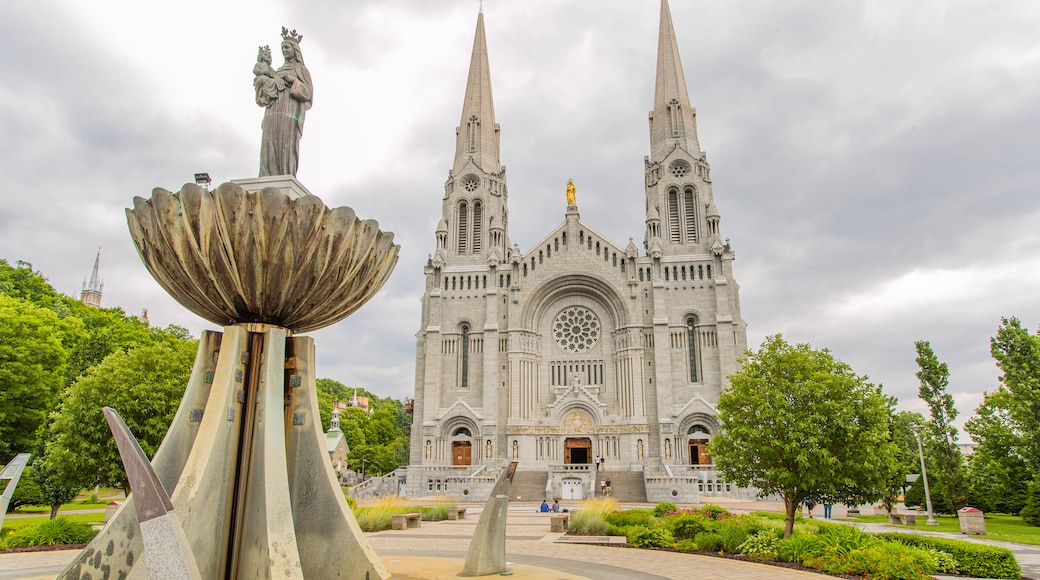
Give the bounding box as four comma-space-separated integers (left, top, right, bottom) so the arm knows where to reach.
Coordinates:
458, 201, 468, 254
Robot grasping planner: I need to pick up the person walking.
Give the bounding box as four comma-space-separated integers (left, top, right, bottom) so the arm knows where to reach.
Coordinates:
600, 480, 606, 495
823, 502, 833, 519
605, 479, 612, 497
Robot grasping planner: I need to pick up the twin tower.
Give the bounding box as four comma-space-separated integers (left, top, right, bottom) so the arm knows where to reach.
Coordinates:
409, 1, 748, 493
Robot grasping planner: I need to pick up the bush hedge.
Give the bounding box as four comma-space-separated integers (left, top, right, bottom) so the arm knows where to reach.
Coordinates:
2, 517, 97, 548
878, 532, 1021, 579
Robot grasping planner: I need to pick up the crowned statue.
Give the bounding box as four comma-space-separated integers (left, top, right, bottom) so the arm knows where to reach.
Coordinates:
256, 27, 313, 177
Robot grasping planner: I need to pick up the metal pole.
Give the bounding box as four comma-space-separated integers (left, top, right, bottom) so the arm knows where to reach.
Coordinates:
912, 425, 938, 526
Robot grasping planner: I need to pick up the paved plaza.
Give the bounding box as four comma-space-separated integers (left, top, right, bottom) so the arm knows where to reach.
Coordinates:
2, 500, 1038, 579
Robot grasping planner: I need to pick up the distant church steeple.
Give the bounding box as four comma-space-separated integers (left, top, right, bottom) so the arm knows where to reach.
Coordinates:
80, 249, 103, 308
439, 9, 509, 263
649, 0, 700, 161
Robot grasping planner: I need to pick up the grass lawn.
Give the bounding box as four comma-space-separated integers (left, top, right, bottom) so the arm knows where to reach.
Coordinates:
847, 513, 1040, 546
2, 513, 105, 533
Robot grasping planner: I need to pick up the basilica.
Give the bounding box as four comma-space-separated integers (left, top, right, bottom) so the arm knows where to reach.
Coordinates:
402, 1, 751, 502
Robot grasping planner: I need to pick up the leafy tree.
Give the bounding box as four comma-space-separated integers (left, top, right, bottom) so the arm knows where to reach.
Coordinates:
0, 259, 61, 305
914, 341, 968, 512
966, 317, 1040, 523
31, 461, 81, 519
879, 410, 927, 513
3, 466, 44, 512
45, 340, 196, 492
0, 295, 80, 462
965, 391, 1031, 513
712, 335, 898, 538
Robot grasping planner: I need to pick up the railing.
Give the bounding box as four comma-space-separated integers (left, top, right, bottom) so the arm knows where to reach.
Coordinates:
549, 464, 590, 472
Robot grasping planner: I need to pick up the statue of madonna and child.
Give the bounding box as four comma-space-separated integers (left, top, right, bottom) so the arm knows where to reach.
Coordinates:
254, 27, 312, 177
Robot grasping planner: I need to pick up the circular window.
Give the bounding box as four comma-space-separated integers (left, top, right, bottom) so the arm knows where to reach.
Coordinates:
462, 488, 470, 496
670, 162, 689, 179
462, 175, 479, 192
671, 489, 679, 497
552, 307, 601, 353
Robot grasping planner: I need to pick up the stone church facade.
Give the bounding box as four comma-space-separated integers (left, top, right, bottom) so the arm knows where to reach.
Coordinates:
404, 1, 750, 501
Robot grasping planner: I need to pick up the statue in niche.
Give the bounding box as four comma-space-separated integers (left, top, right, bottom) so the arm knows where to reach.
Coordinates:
566, 179, 576, 206
664, 438, 672, 460
255, 27, 313, 177
512, 440, 519, 459
485, 440, 492, 460
637, 438, 644, 460
425, 439, 432, 460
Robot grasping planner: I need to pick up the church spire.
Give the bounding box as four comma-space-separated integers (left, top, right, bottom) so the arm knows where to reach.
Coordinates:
649, 0, 700, 162
80, 248, 104, 308
453, 11, 501, 174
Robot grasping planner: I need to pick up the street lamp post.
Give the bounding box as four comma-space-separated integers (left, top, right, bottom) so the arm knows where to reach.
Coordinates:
912, 425, 938, 526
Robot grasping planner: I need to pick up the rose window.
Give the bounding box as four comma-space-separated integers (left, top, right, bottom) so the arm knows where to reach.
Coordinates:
552, 307, 600, 353
670, 163, 688, 178
462, 176, 479, 192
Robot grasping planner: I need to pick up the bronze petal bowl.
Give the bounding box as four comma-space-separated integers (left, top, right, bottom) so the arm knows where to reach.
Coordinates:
127, 182, 399, 333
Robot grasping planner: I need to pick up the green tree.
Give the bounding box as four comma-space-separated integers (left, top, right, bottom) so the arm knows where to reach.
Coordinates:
711, 335, 898, 538
0, 295, 80, 462
914, 340, 968, 512
965, 390, 1031, 513
30, 460, 81, 519
45, 340, 196, 492
0, 259, 61, 305
879, 410, 927, 513
966, 317, 1040, 523
3, 466, 44, 512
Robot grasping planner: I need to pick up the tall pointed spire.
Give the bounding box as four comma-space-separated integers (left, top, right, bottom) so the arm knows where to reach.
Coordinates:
453, 11, 501, 174
80, 248, 104, 307
650, 0, 700, 162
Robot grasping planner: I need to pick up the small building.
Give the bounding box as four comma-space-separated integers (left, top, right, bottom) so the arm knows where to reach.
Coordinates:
325, 410, 349, 478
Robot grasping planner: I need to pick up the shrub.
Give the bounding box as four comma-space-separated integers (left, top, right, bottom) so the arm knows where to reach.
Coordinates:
628, 526, 673, 548
701, 504, 730, 520
2, 517, 97, 548
345, 496, 357, 510
878, 533, 1021, 579
667, 513, 713, 540
804, 542, 935, 580
737, 529, 779, 559
814, 523, 879, 556
717, 522, 749, 553
694, 531, 724, 552
605, 509, 654, 528
775, 533, 819, 563
652, 501, 677, 517
673, 539, 698, 553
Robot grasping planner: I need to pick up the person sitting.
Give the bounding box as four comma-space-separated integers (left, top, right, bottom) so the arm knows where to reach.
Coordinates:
540, 500, 550, 512
551, 500, 561, 512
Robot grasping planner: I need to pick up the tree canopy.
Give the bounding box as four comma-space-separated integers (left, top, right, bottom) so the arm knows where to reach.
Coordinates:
42, 340, 197, 491
712, 335, 897, 537
316, 379, 411, 477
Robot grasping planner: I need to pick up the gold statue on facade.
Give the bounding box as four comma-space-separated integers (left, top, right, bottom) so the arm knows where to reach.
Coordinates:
566, 179, 576, 206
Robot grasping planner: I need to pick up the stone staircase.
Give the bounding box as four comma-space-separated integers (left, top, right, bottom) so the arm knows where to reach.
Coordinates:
597, 470, 648, 503
509, 470, 549, 501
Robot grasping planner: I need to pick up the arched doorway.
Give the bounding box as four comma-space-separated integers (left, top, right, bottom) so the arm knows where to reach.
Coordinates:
564, 437, 592, 464
451, 427, 473, 465
688, 425, 711, 465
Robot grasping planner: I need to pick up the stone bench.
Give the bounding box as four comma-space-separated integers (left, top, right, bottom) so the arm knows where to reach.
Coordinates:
392, 513, 422, 530
550, 514, 569, 533
887, 513, 916, 525
447, 507, 467, 520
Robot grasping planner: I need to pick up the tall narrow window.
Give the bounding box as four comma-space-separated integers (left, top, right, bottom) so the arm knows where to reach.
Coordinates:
467, 115, 479, 152
460, 324, 470, 388
472, 201, 483, 253
686, 317, 699, 382
458, 202, 468, 254
684, 187, 697, 243
667, 190, 681, 244
668, 99, 681, 137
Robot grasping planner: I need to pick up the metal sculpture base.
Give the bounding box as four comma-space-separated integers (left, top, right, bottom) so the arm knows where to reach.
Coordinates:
59, 325, 390, 580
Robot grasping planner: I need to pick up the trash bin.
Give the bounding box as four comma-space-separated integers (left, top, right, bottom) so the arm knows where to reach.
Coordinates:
104, 501, 122, 523
957, 507, 985, 535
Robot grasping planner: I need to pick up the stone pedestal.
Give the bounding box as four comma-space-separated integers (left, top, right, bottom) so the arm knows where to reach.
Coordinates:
230, 175, 314, 199
958, 507, 986, 535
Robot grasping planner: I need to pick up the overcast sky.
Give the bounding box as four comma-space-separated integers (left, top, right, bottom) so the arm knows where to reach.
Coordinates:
3, 1, 1039, 439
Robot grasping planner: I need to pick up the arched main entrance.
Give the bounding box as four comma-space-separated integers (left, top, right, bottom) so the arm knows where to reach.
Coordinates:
564, 437, 592, 464
451, 426, 473, 465
688, 425, 711, 465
